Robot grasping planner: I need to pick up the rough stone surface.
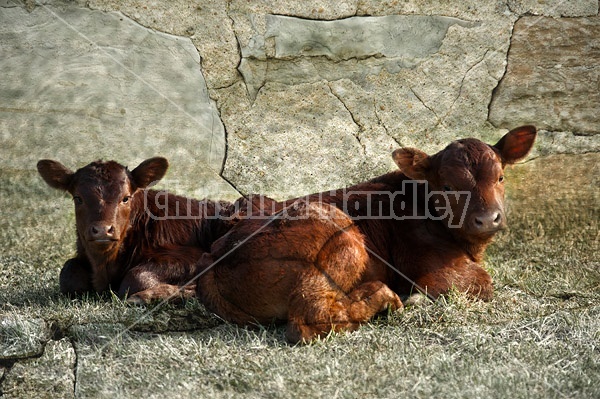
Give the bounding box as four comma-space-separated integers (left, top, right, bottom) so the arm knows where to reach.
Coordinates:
490, 17, 600, 136
0, 338, 75, 399
0, 316, 48, 360
530, 130, 600, 158
507, 0, 599, 17
356, 0, 508, 19
0, 4, 239, 200
219, 81, 378, 199
224, 11, 514, 196
266, 15, 472, 61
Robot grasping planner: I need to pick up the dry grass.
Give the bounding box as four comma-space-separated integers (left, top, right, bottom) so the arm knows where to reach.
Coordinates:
1, 154, 598, 398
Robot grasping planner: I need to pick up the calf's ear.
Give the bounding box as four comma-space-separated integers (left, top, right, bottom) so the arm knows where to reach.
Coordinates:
392, 148, 431, 180
37, 160, 74, 191
131, 157, 169, 189
493, 125, 537, 165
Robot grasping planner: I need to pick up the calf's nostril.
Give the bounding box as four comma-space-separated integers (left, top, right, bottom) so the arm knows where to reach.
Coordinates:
493, 213, 502, 224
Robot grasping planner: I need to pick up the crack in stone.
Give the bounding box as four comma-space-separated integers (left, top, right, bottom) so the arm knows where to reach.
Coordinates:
268, 11, 359, 23
66, 335, 78, 398
207, 92, 244, 197
224, 0, 246, 95
373, 102, 403, 148
1, 2, 21, 9
184, 13, 243, 199
0, 360, 14, 396
409, 86, 440, 121
327, 83, 367, 155
505, 0, 519, 15
488, 18, 516, 125
211, 80, 240, 91
219, 173, 246, 197
449, 49, 490, 113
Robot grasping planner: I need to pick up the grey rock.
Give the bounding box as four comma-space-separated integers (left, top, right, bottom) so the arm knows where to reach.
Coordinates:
264, 15, 473, 61
0, 338, 75, 399
238, 15, 476, 99
489, 17, 600, 136
86, 0, 240, 89
0, 5, 239, 200
0, 316, 48, 360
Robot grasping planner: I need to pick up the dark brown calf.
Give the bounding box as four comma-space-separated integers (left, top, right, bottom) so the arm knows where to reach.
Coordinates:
197, 126, 536, 343
37, 157, 253, 302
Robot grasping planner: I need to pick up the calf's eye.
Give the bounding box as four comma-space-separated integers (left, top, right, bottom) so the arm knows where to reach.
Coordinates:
499, 175, 505, 183
73, 196, 83, 205
122, 196, 131, 204
443, 185, 452, 191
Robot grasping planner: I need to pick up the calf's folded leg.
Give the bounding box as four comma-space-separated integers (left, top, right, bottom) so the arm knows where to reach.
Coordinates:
286, 228, 403, 344
286, 276, 402, 343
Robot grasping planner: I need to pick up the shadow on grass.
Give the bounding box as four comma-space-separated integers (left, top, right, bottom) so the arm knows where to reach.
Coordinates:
1, 287, 64, 309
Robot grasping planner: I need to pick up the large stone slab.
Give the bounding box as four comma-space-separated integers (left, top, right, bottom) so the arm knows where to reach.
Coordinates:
0, 338, 75, 399
531, 130, 600, 158
489, 17, 600, 136
222, 13, 514, 197
0, 4, 239, 200
86, 0, 240, 90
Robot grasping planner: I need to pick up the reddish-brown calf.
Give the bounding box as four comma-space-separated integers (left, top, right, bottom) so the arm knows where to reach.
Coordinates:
196, 126, 537, 343
37, 157, 260, 302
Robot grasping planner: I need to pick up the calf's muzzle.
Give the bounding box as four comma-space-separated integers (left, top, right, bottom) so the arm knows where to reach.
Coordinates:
470, 210, 506, 234
88, 223, 117, 242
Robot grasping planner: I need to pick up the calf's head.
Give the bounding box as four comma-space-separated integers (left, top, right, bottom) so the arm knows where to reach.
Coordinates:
393, 126, 536, 245
37, 157, 168, 253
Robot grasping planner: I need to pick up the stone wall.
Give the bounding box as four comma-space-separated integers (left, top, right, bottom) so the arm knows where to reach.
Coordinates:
1, 0, 598, 200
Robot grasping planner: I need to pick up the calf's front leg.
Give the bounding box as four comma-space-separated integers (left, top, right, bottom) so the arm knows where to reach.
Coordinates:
412, 260, 493, 301
59, 257, 93, 296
